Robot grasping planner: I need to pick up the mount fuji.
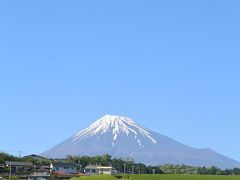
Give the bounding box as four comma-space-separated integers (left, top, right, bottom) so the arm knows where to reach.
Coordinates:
41, 115, 240, 169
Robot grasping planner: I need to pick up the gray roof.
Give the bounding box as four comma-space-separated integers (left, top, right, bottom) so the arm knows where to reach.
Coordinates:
23, 154, 49, 160
51, 162, 77, 168
5, 161, 33, 166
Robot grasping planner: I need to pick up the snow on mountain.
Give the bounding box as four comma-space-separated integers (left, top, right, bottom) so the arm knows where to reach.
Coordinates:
41, 114, 240, 169
72, 114, 157, 147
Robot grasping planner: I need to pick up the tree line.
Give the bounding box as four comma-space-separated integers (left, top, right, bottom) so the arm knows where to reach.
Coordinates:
64, 154, 240, 175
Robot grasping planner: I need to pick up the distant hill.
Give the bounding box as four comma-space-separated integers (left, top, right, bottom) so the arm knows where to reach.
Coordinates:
41, 115, 240, 169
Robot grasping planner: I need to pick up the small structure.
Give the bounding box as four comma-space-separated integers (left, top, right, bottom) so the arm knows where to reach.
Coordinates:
28, 172, 50, 180
5, 161, 33, 174
50, 162, 77, 174
84, 165, 116, 175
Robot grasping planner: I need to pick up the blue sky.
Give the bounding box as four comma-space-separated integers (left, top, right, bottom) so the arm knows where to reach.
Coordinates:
0, 1, 240, 161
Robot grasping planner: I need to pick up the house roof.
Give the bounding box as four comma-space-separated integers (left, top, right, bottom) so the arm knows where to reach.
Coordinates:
23, 154, 49, 160
51, 162, 77, 168
85, 165, 113, 170
52, 171, 85, 177
76, 172, 86, 176
5, 161, 33, 166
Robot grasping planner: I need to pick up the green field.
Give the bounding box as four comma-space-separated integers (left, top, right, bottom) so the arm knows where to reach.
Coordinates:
124, 174, 240, 180
72, 175, 117, 180
72, 174, 240, 180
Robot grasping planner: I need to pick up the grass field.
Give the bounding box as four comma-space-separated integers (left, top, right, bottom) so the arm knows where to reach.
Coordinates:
72, 175, 116, 180
123, 174, 240, 180
72, 174, 240, 180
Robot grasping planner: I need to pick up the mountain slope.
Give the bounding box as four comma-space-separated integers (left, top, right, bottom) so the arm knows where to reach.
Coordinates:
41, 115, 240, 169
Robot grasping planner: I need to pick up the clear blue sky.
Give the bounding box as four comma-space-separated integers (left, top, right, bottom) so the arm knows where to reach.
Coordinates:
0, 1, 240, 161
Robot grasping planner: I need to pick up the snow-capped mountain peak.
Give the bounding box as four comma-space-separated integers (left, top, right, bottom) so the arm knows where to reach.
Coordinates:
41, 114, 240, 169
72, 114, 157, 147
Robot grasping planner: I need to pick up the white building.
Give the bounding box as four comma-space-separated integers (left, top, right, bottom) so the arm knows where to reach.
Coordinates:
84, 165, 117, 175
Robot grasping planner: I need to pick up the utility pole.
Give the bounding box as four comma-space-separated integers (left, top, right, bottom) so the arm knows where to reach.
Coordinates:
132, 164, 134, 174
123, 164, 126, 174
79, 160, 82, 172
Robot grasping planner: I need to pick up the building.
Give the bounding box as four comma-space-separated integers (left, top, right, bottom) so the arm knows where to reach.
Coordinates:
23, 155, 51, 173
28, 172, 51, 180
50, 162, 77, 174
84, 165, 117, 175
5, 161, 33, 174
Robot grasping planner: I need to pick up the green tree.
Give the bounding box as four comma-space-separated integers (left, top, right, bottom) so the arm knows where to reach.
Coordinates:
233, 168, 240, 175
